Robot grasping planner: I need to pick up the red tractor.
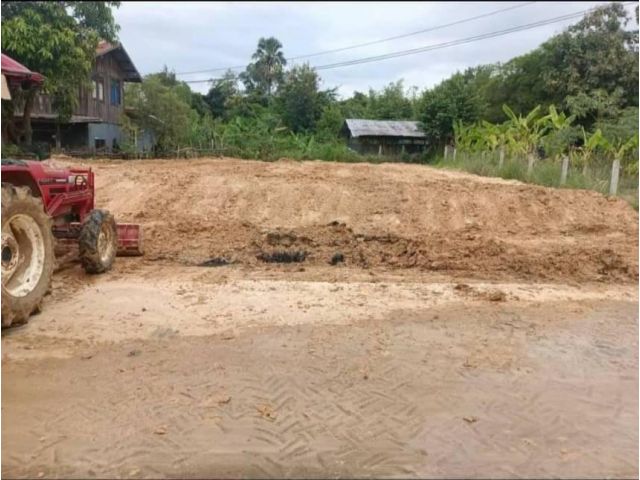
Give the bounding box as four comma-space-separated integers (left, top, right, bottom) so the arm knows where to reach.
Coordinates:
1, 159, 143, 326
2, 53, 141, 326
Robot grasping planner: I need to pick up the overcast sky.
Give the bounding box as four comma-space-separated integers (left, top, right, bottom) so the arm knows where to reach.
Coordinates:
113, 1, 633, 98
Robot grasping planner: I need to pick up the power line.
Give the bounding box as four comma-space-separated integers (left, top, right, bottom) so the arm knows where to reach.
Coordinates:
288, 1, 538, 61
182, 2, 635, 85
311, 1, 636, 71
183, 78, 219, 84
176, 2, 537, 76
313, 9, 587, 70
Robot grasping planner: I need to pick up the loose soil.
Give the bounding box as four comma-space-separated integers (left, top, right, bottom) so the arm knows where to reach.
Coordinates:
2, 157, 638, 478
49, 156, 638, 282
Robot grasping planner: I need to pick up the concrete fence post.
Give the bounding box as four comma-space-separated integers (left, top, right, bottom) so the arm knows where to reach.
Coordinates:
609, 158, 620, 196
499, 146, 505, 169
527, 153, 535, 176
378, 144, 383, 156
560, 155, 569, 185
444, 145, 449, 160
453, 148, 457, 161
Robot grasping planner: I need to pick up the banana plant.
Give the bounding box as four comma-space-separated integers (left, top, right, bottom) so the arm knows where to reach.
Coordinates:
502, 104, 547, 173
480, 121, 501, 152
452, 119, 465, 150
578, 128, 608, 175
452, 120, 478, 155
609, 133, 639, 176
538, 104, 577, 161
544, 104, 575, 132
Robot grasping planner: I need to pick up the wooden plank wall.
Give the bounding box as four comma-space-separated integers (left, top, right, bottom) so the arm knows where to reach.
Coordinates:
30, 54, 125, 124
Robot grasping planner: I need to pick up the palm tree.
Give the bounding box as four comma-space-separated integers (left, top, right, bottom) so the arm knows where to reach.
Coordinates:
251, 37, 287, 97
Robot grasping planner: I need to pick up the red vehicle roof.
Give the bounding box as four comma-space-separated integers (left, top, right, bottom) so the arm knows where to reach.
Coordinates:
1, 53, 45, 85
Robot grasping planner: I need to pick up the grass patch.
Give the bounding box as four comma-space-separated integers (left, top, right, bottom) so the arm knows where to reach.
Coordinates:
435, 153, 638, 208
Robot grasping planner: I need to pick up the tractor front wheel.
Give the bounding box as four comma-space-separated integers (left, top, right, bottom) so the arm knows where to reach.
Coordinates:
1, 183, 55, 327
79, 209, 117, 274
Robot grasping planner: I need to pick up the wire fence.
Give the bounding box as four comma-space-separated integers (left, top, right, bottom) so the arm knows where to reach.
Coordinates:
440, 146, 639, 208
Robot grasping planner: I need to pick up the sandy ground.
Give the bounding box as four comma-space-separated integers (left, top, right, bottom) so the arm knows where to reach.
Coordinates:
2, 157, 638, 478
46, 156, 638, 282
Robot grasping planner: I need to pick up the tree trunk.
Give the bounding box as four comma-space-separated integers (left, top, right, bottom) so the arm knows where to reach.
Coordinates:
22, 89, 36, 147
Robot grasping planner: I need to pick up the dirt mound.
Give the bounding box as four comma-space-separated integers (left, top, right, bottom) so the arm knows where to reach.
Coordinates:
64, 157, 637, 282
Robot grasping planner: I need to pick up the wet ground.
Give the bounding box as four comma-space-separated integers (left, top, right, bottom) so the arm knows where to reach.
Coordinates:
2, 264, 638, 478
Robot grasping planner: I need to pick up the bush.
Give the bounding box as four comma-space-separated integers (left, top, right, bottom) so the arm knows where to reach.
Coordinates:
1, 141, 49, 160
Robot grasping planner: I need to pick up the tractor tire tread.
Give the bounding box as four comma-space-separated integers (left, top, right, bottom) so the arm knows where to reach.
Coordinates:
1, 183, 54, 327
79, 209, 117, 274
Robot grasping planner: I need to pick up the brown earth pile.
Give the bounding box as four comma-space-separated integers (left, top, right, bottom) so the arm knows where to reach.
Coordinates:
52, 157, 639, 282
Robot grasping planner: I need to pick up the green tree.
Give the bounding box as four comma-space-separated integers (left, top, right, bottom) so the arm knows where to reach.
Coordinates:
494, 3, 638, 122
205, 70, 239, 120
549, 3, 638, 105
368, 80, 413, 120
124, 76, 196, 152
339, 91, 370, 119
316, 103, 344, 141
565, 88, 625, 125
241, 37, 287, 99
418, 72, 483, 147
147, 66, 209, 117
1, 1, 120, 145
474, 3, 638, 126
276, 63, 335, 133
595, 106, 639, 143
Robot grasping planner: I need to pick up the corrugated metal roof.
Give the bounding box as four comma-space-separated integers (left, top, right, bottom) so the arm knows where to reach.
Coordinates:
344, 119, 425, 138
1, 53, 45, 85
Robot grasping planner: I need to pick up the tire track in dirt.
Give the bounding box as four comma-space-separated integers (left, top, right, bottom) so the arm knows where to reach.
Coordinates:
3, 300, 637, 478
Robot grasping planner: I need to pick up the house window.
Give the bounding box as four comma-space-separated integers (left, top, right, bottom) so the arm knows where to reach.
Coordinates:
92, 79, 104, 101
110, 79, 121, 106
95, 138, 106, 150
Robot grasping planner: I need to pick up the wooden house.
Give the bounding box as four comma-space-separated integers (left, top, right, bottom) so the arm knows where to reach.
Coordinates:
18, 41, 143, 153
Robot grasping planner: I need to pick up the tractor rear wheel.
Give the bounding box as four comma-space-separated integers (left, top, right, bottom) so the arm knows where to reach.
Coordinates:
1, 183, 55, 327
79, 209, 117, 274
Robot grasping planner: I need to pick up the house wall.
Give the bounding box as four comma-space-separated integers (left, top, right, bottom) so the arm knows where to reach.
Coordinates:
30, 54, 125, 124
88, 123, 123, 151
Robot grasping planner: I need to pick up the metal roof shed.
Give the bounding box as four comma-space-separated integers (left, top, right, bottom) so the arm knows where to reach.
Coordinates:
341, 119, 427, 156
